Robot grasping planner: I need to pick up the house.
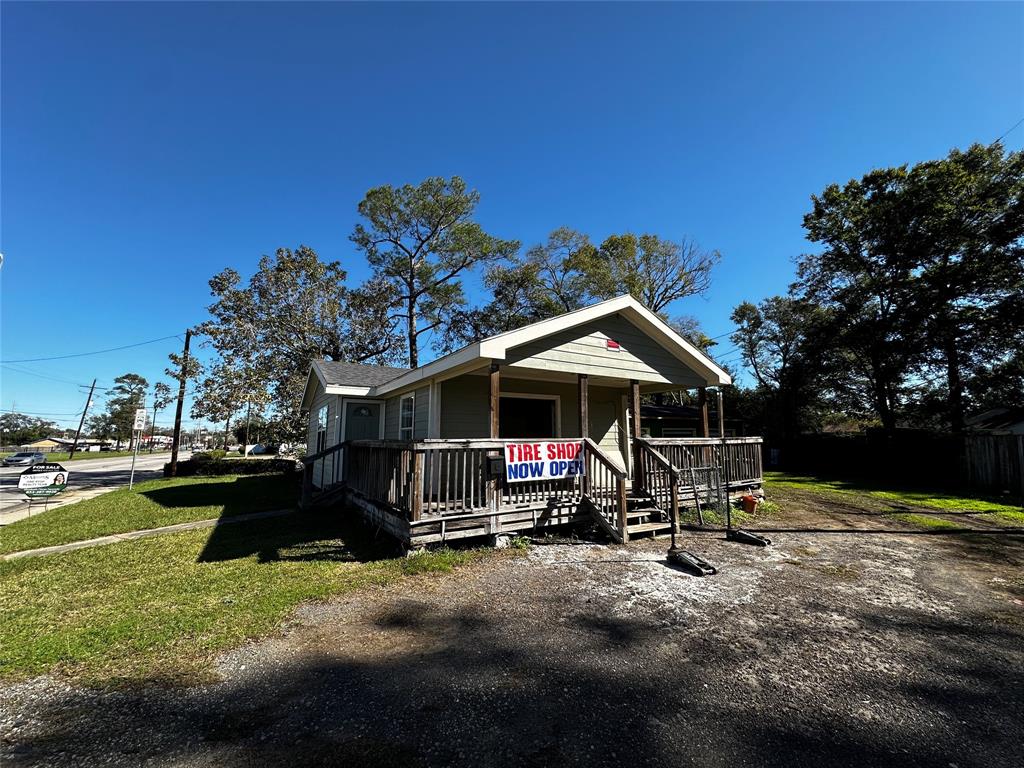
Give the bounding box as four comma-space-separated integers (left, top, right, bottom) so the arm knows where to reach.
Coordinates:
22, 437, 62, 451
300, 295, 764, 548
641, 402, 748, 438
965, 407, 1024, 435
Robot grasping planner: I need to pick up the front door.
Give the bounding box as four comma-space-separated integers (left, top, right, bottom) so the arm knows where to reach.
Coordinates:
343, 401, 382, 441
499, 396, 556, 439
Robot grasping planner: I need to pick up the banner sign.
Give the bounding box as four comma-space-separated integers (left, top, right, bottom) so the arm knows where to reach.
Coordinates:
18, 463, 70, 498
504, 441, 585, 483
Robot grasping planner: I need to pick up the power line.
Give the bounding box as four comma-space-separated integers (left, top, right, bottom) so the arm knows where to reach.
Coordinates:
993, 116, 1024, 145
1, 364, 107, 389
0, 334, 183, 364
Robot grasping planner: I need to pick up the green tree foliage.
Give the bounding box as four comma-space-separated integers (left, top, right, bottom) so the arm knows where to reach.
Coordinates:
0, 413, 57, 445
202, 246, 399, 440
442, 227, 720, 352
351, 176, 520, 367
92, 373, 149, 449
798, 142, 1024, 431
592, 234, 719, 313
731, 297, 830, 440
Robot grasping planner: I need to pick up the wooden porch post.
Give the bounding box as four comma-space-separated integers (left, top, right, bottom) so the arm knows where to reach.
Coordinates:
487, 363, 500, 532
489, 363, 500, 439
630, 379, 642, 488
578, 374, 589, 439
698, 387, 710, 438
717, 388, 726, 438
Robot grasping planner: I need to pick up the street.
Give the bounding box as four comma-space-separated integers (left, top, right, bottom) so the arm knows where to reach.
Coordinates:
0, 452, 190, 524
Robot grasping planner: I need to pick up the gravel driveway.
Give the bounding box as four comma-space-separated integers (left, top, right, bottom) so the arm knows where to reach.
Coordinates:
3, 488, 1023, 767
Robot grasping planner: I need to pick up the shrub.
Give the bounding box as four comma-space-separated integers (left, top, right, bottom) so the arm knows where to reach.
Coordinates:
192, 450, 227, 462
164, 457, 298, 478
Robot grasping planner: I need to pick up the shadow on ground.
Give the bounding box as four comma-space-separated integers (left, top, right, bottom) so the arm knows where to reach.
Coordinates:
5, 594, 1023, 768
196, 507, 403, 565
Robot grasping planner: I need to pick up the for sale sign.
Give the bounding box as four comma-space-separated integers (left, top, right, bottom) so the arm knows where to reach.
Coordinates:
18, 463, 70, 498
504, 441, 585, 483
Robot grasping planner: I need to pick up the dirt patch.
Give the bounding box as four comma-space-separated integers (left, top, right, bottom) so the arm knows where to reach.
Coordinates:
3, 493, 1024, 767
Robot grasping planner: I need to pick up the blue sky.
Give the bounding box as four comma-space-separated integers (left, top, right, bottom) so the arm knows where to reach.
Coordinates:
2, 1, 1022, 431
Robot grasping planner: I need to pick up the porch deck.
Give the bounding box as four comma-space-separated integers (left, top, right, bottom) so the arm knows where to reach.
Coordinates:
301, 436, 763, 547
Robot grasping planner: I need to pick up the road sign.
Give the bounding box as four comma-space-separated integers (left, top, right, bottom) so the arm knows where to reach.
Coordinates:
19, 463, 70, 498
133, 408, 148, 431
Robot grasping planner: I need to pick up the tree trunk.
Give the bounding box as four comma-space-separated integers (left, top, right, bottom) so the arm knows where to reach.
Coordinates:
224, 417, 231, 450
407, 294, 418, 368
944, 333, 965, 433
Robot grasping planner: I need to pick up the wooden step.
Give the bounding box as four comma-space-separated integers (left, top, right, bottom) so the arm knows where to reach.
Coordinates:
626, 509, 661, 520
626, 521, 672, 535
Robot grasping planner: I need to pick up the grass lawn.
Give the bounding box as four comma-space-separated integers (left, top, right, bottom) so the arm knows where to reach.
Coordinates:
765, 471, 1024, 527
0, 474, 298, 555
0, 513, 499, 686
1, 450, 171, 462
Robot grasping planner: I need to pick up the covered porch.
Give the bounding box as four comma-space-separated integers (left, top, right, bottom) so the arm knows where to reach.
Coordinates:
298, 295, 763, 547
302, 362, 763, 547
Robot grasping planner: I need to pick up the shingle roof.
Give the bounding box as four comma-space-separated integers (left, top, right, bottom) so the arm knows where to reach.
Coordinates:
314, 359, 410, 388
965, 407, 1024, 432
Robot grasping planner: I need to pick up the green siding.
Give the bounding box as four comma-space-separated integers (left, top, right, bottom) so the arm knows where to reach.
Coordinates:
438, 374, 624, 448
503, 314, 705, 387
383, 387, 430, 439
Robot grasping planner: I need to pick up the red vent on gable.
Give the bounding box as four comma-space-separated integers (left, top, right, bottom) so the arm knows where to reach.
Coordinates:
606, 339, 621, 351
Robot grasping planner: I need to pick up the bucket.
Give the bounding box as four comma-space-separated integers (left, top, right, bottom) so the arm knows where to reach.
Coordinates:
740, 494, 758, 514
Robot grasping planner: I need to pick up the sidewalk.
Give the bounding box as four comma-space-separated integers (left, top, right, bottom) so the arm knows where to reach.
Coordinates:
2, 508, 292, 561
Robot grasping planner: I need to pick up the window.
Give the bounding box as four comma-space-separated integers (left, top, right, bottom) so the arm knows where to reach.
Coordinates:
663, 427, 696, 438
399, 394, 415, 440
315, 405, 328, 453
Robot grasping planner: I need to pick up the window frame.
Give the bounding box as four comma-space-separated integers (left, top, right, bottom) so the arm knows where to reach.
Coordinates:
399, 393, 415, 440
315, 404, 329, 453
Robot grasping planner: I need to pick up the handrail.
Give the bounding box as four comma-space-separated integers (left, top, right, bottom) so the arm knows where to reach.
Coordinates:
301, 441, 348, 466
583, 437, 627, 480
635, 438, 679, 477
644, 436, 763, 445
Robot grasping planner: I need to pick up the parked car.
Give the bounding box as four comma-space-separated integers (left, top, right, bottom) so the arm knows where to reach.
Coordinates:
3, 451, 46, 467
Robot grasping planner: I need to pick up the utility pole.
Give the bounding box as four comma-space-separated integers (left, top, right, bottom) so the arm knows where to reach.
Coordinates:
68, 379, 96, 461
168, 329, 192, 477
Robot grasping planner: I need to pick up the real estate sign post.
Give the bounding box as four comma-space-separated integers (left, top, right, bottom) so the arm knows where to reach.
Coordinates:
504, 441, 585, 483
18, 463, 70, 499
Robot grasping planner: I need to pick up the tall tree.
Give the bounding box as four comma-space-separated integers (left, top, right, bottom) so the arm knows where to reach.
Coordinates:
0, 413, 57, 445
148, 382, 174, 453
593, 234, 719, 313
203, 246, 399, 440
191, 363, 245, 450
103, 373, 149, 449
351, 176, 520, 367
798, 143, 1024, 431
904, 143, 1024, 430
731, 297, 828, 440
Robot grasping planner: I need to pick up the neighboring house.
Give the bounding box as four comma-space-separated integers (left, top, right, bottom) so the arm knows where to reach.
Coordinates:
21, 437, 61, 451
641, 403, 747, 438
300, 295, 763, 547
965, 407, 1024, 435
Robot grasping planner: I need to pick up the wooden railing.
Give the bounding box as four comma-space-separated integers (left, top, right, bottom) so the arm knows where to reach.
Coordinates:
635, 440, 679, 531
642, 437, 763, 489
299, 442, 347, 508
580, 437, 629, 542
336, 439, 588, 522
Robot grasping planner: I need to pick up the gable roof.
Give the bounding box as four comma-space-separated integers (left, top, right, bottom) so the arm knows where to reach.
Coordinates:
965, 407, 1024, 432
374, 294, 731, 395
315, 360, 409, 388
301, 295, 731, 408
